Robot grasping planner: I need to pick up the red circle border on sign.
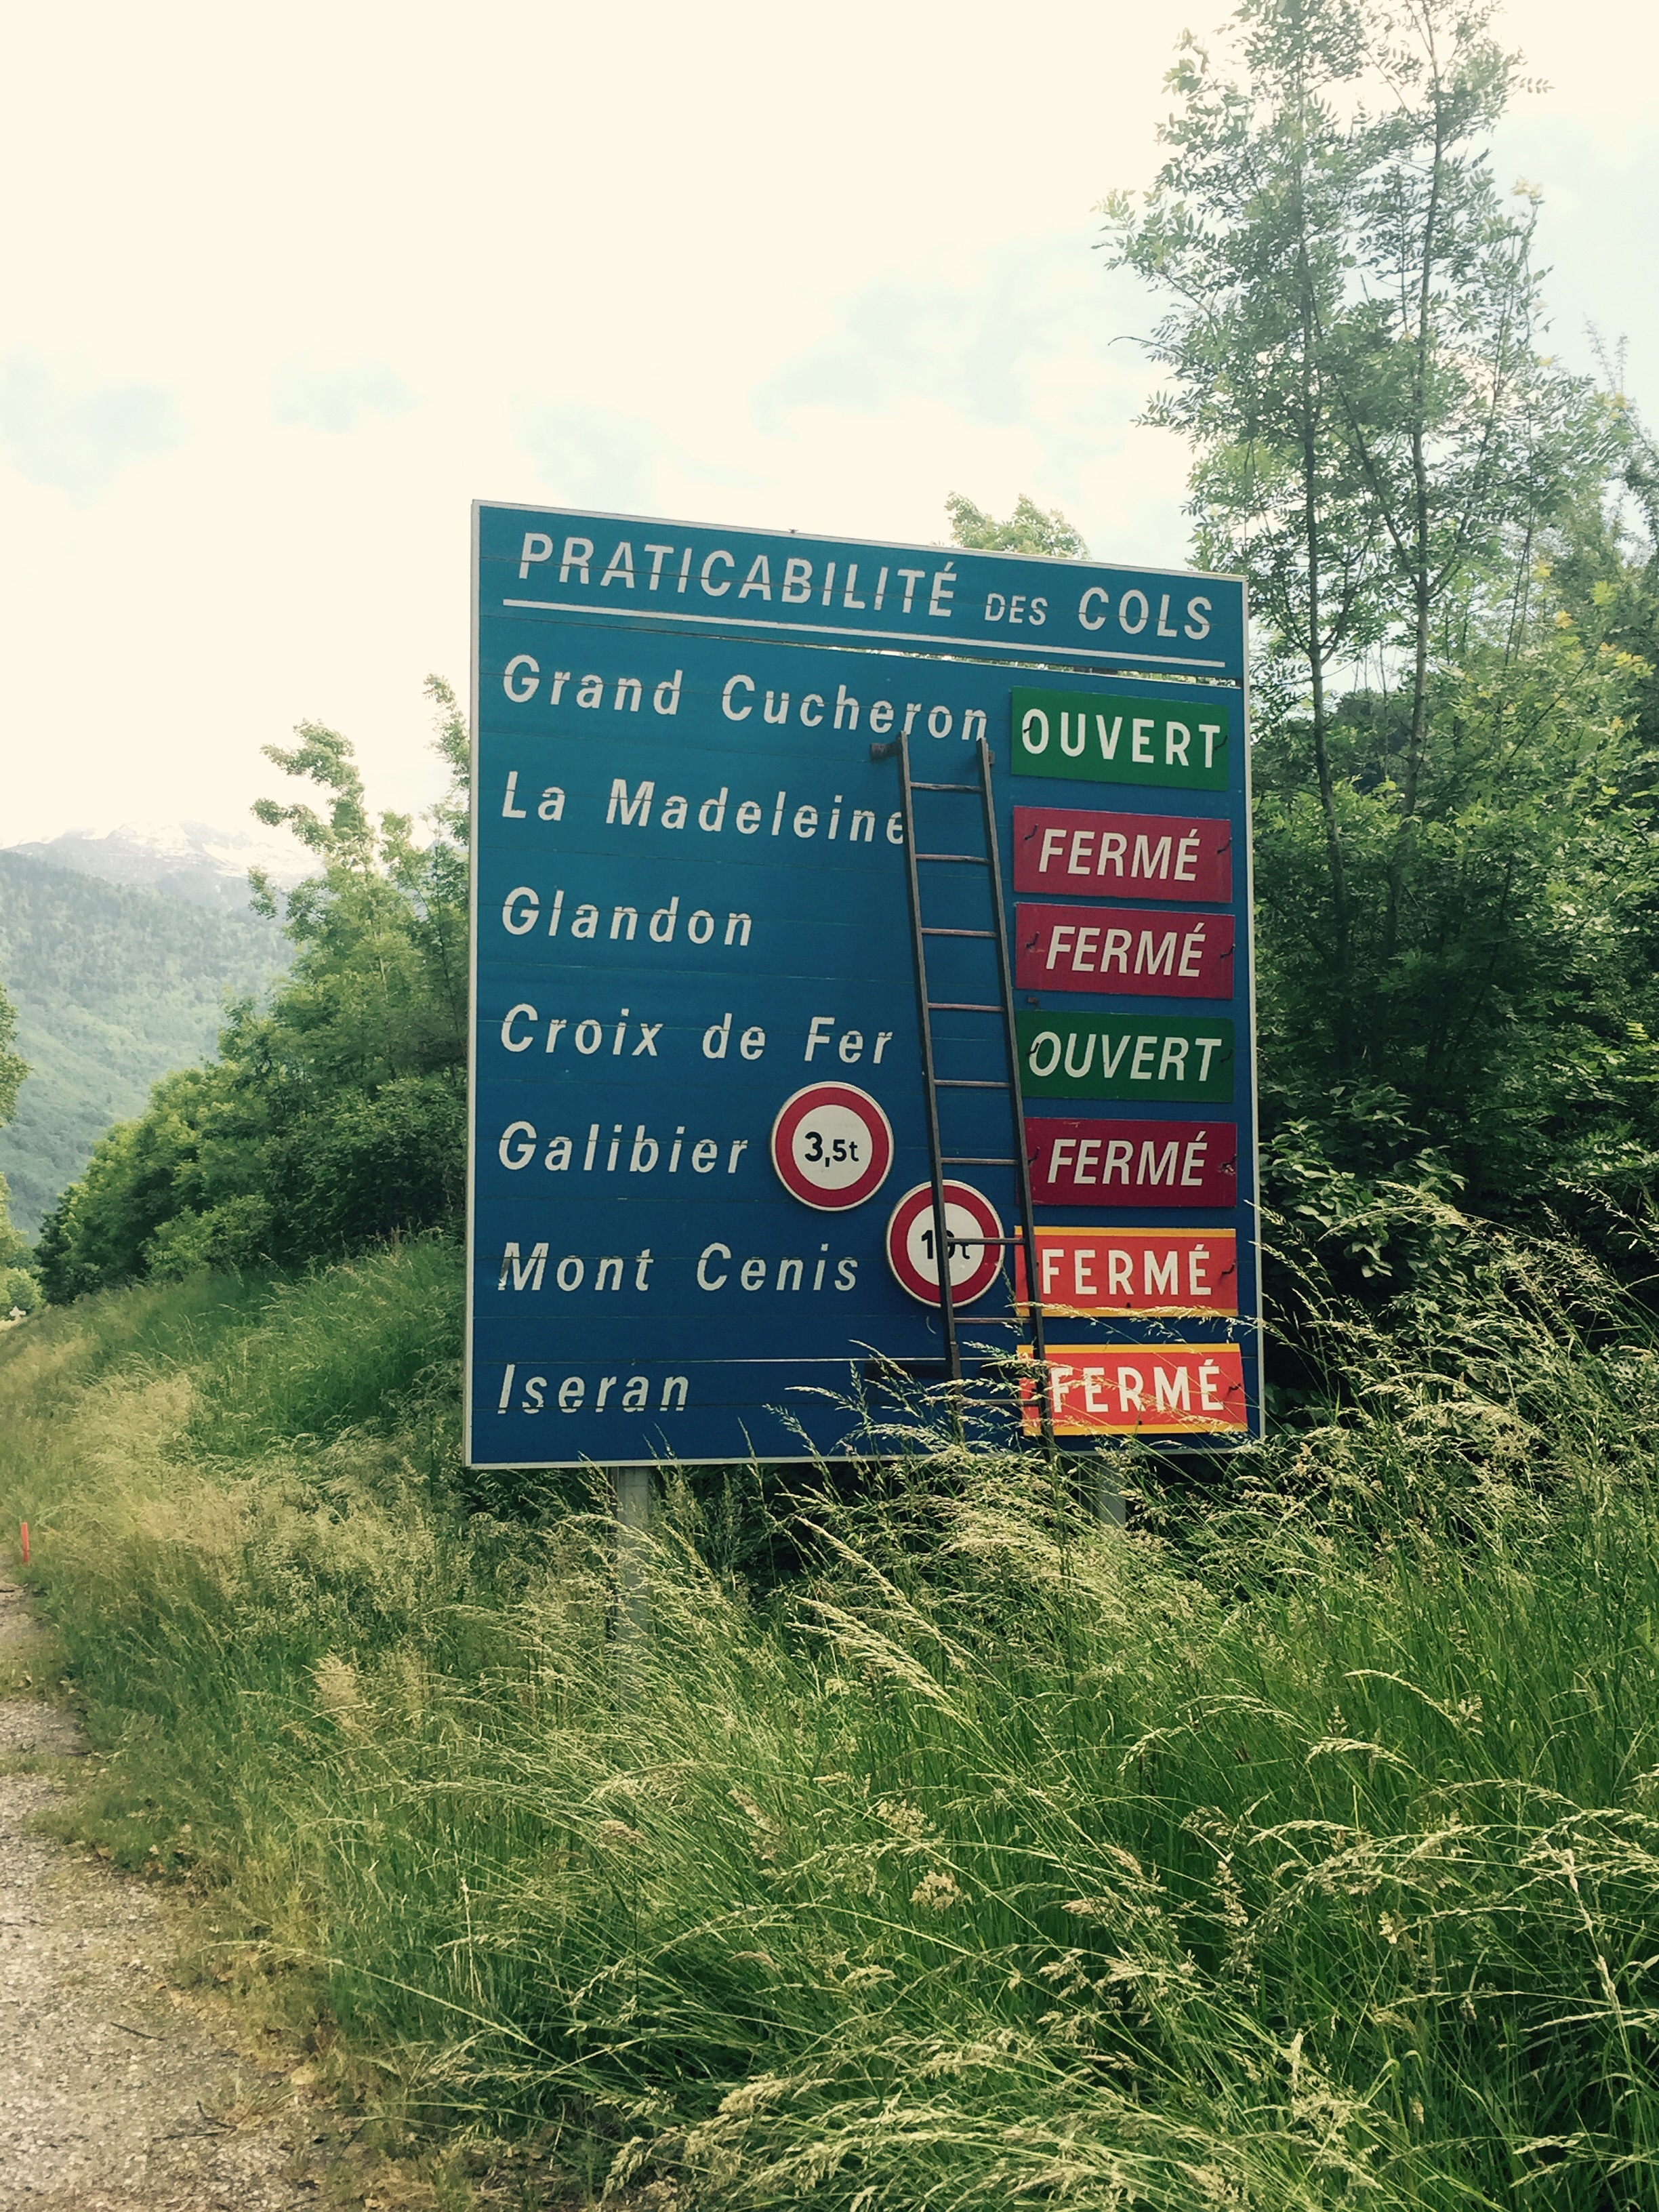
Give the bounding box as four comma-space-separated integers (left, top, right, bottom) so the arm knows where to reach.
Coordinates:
884, 1181, 1005, 1306
770, 1082, 895, 1212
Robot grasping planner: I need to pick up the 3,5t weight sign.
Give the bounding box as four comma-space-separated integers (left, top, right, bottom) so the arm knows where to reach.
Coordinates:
466, 501, 1259, 1467
771, 1084, 894, 1210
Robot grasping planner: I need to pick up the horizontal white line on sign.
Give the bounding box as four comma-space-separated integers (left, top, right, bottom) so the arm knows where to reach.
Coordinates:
498, 598, 1231, 671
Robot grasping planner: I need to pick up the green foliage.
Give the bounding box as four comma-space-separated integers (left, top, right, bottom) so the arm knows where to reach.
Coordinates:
12, 1232, 1659, 2203
946, 491, 1088, 558
1102, 0, 1601, 730
0, 851, 285, 1239
1103, 0, 1659, 1252
1254, 621, 1659, 1216
36, 681, 468, 1300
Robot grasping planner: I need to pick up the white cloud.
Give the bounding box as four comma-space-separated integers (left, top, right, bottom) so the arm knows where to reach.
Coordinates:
0, 346, 189, 503
757, 233, 1109, 430
510, 396, 682, 512
510, 394, 765, 519
752, 234, 1182, 560
270, 352, 421, 433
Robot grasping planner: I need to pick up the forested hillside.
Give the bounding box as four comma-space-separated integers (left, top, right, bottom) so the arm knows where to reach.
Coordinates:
0, 851, 285, 1237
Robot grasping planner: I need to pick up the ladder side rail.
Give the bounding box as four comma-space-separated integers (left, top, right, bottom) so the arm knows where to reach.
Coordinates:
894, 731, 962, 1385
975, 737, 1055, 1456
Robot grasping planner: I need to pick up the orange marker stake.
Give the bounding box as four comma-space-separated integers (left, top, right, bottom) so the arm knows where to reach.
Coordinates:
18, 1522, 28, 1568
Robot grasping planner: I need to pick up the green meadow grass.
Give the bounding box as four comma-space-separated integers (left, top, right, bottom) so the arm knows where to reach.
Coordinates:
7, 1229, 1659, 2206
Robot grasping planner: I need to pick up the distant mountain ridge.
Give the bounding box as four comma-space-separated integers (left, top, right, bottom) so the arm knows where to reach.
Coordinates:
6, 819, 310, 913
0, 851, 289, 1237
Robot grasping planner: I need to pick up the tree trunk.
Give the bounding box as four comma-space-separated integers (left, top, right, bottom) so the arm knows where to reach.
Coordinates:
1294, 159, 1355, 1073
1382, 96, 1448, 970
1303, 367, 1354, 1071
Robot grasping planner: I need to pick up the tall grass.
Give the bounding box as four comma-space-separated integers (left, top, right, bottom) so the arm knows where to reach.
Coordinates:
7, 1224, 1659, 2205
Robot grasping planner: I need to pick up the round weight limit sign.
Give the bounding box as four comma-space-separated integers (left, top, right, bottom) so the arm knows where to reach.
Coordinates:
885, 1181, 1006, 1306
770, 1082, 895, 1211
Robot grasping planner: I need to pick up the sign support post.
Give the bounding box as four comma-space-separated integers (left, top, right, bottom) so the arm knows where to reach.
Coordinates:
613, 1465, 651, 1651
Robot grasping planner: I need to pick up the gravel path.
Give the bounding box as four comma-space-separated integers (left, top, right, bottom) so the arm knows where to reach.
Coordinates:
0, 1566, 319, 2211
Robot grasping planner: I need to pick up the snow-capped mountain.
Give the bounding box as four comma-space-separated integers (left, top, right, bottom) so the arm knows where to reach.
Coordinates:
5, 820, 312, 912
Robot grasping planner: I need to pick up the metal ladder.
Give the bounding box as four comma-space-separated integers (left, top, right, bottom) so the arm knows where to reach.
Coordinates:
874, 733, 1051, 1435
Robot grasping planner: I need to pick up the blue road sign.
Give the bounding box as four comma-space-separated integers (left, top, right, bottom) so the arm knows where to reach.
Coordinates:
468, 503, 1259, 1467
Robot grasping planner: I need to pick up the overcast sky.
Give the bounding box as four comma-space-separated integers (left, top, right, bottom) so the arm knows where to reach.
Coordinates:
2, 0, 1654, 847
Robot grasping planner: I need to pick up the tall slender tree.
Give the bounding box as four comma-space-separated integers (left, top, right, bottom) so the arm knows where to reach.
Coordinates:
1102, 0, 1597, 1065
1103, 0, 1378, 1059
1097, 0, 1659, 1257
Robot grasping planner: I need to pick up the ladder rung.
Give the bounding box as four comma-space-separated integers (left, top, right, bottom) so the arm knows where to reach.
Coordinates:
928, 1001, 1001, 1012
921, 927, 996, 939
943, 1155, 1017, 1165
936, 1078, 1009, 1089
910, 780, 977, 792
916, 852, 989, 865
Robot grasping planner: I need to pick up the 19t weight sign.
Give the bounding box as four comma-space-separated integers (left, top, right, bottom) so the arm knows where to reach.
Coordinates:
885, 1182, 1006, 1307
